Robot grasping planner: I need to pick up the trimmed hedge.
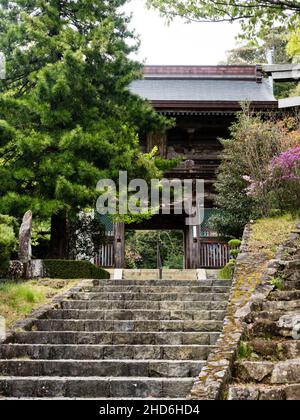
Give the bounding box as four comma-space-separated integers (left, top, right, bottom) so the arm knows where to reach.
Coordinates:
43, 260, 110, 280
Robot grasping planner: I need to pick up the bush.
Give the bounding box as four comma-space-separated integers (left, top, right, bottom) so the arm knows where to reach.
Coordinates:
228, 239, 242, 248
219, 259, 236, 280
212, 108, 300, 236
43, 259, 110, 279
0, 221, 17, 274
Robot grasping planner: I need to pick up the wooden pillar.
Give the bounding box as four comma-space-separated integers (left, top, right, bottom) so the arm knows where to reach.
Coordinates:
114, 222, 125, 268
146, 132, 167, 157
184, 225, 199, 269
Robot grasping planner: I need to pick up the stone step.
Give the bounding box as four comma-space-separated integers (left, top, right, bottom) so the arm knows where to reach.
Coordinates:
92, 279, 232, 287
234, 359, 300, 384
85, 285, 231, 294
122, 269, 202, 281
228, 384, 300, 400
45, 309, 226, 321
0, 359, 205, 378
32, 319, 223, 333
261, 300, 300, 312
0, 344, 212, 360
0, 376, 194, 398
60, 300, 228, 311
10, 331, 220, 345
248, 317, 299, 339
248, 338, 300, 360
206, 270, 222, 280
246, 310, 300, 323
269, 290, 300, 301
70, 292, 229, 302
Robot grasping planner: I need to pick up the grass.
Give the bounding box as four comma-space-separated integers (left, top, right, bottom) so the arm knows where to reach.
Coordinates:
0, 279, 79, 328
248, 214, 297, 255
238, 341, 253, 359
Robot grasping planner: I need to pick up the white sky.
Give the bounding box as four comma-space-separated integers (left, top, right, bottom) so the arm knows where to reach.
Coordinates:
123, 0, 241, 65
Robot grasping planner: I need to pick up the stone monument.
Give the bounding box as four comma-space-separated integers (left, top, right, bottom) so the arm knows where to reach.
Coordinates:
18, 211, 32, 277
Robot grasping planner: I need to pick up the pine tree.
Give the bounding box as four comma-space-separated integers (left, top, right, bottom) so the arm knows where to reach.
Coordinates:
0, 0, 168, 258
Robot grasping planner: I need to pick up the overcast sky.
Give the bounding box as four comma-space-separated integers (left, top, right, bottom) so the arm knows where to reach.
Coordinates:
123, 0, 241, 65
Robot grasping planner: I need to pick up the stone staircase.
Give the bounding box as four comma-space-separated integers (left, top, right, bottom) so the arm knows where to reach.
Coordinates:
0, 274, 231, 399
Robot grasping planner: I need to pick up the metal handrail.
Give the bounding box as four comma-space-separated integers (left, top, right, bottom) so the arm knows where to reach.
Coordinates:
157, 241, 163, 280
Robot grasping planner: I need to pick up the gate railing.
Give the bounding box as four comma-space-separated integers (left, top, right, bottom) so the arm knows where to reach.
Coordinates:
94, 238, 230, 269
198, 240, 230, 268
94, 243, 114, 267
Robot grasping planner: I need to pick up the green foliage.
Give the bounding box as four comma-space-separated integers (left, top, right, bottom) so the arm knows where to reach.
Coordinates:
269, 277, 285, 291
222, 28, 299, 99
223, 28, 290, 65
0, 214, 17, 274
125, 230, 184, 269
219, 259, 236, 280
228, 239, 242, 248
229, 249, 240, 259
147, 0, 300, 41
212, 108, 300, 237
287, 25, 300, 59
238, 342, 253, 359
43, 260, 110, 280
0, 0, 171, 235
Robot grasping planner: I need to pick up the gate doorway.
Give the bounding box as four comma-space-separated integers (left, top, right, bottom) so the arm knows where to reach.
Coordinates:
125, 230, 184, 270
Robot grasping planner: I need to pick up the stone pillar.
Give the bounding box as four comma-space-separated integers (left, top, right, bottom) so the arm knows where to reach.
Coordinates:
18, 210, 32, 264
18, 210, 33, 279
114, 222, 125, 269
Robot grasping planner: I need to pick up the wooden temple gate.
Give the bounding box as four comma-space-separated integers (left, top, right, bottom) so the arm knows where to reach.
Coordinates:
93, 65, 278, 270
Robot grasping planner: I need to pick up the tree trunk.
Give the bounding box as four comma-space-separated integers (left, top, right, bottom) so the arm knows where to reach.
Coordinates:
49, 211, 68, 259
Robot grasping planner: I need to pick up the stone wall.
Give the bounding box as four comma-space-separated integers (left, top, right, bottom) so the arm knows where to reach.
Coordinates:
189, 221, 299, 400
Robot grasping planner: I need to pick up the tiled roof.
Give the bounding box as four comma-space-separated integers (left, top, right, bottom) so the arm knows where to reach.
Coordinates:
129, 78, 276, 103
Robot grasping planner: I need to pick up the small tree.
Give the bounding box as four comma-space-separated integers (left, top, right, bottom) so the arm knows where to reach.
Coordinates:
0, 0, 170, 258
212, 108, 300, 237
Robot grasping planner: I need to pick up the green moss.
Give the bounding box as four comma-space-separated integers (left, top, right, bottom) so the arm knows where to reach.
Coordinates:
43, 260, 110, 280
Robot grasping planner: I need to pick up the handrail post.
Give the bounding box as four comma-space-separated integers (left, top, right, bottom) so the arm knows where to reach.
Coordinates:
157, 241, 163, 280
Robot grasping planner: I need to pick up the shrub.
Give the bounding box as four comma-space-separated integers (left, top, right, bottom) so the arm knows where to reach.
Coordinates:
228, 239, 242, 248
43, 259, 110, 279
212, 108, 300, 236
0, 222, 17, 274
219, 259, 236, 280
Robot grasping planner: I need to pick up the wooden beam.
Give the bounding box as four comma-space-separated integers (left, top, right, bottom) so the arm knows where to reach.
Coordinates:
184, 225, 199, 269
263, 64, 300, 73
272, 71, 300, 81
279, 96, 300, 108
114, 222, 125, 269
